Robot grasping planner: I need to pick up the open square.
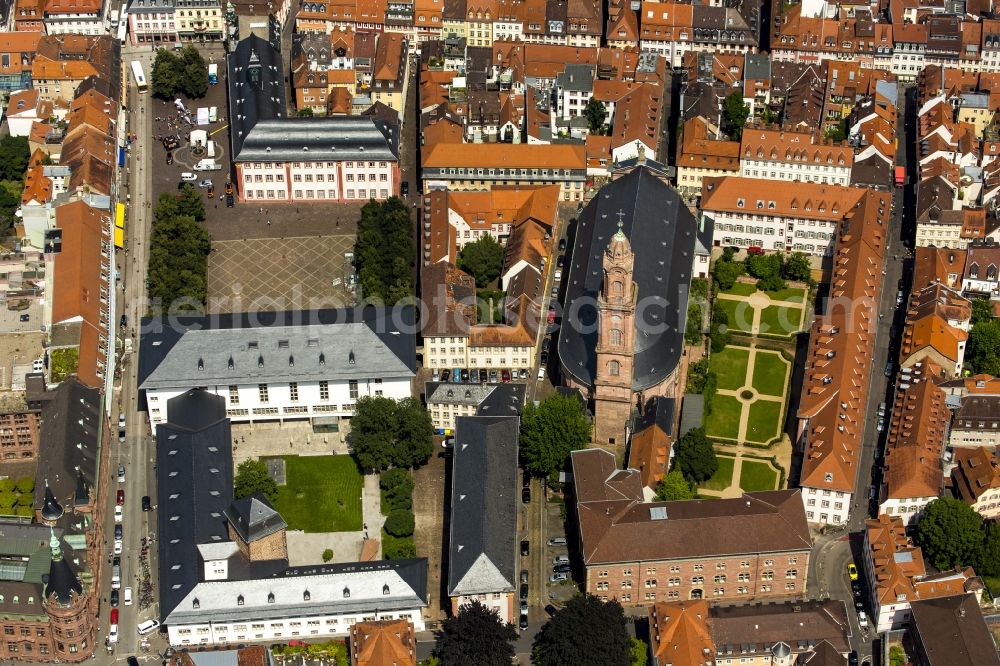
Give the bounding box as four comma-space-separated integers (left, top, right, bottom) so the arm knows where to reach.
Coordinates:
745, 400, 784, 444
751, 351, 790, 397
208, 235, 356, 313
710, 346, 751, 391
705, 395, 743, 441
739, 459, 780, 491
270, 455, 364, 533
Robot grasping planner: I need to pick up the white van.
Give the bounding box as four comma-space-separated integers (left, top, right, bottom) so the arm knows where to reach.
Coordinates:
123, 587, 133, 606
193, 159, 221, 172
137, 619, 160, 636
209, 106, 218, 123
180, 172, 197, 181
107, 625, 119, 644
111, 565, 121, 590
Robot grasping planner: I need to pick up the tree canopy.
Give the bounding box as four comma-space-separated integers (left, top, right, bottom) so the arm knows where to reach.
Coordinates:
458, 235, 504, 288
150, 46, 209, 99
709, 304, 731, 353
0, 136, 29, 182
148, 191, 210, 313
674, 427, 718, 484
655, 468, 695, 501
916, 498, 985, 571
532, 595, 631, 666
966, 319, 1000, 376
782, 252, 812, 283
972, 298, 994, 326
434, 600, 518, 666
712, 255, 744, 292
355, 198, 415, 304
234, 459, 278, 502
584, 98, 608, 133
722, 92, 750, 141
351, 396, 434, 471
520, 393, 591, 478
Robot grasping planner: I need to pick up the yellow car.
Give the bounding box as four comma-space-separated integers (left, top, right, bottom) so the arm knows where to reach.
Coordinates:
847, 563, 859, 581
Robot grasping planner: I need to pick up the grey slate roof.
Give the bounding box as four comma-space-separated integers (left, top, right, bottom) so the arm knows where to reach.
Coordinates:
558, 167, 699, 391
556, 64, 594, 93
228, 35, 399, 163
679, 393, 704, 436
156, 390, 236, 623
225, 495, 287, 544
633, 396, 675, 437
138, 307, 417, 390
448, 416, 519, 598
34, 378, 99, 512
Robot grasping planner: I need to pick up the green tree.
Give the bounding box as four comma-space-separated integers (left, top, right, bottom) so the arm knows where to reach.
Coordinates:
0, 491, 16, 510
533, 595, 630, 666
457, 235, 504, 288
782, 252, 812, 283
351, 395, 400, 471
148, 212, 210, 312
14, 476, 34, 494
824, 119, 848, 143
685, 303, 703, 346
722, 92, 750, 141
179, 45, 209, 98
584, 98, 608, 133
383, 535, 416, 559
233, 459, 278, 502
355, 198, 415, 304
966, 320, 1000, 376
709, 304, 731, 353
322, 548, 334, 562
385, 509, 415, 537
435, 600, 518, 666
297, 107, 315, 117
685, 358, 710, 393
380, 467, 412, 491
351, 396, 434, 471
690, 277, 709, 302
15, 505, 33, 518
629, 638, 648, 666
0, 479, 14, 493
758, 273, 787, 292
745, 253, 783, 280
0, 136, 29, 181
916, 498, 985, 571
151, 48, 182, 98
712, 258, 744, 292
655, 469, 695, 501
394, 397, 434, 468
0, 182, 20, 234
976, 522, 1000, 577
674, 427, 718, 484
520, 393, 591, 478
972, 298, 994, 326
889, 645, 906, 666
176, 183, 206, 221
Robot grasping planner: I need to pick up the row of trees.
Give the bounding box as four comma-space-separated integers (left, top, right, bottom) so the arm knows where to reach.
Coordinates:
916, 498, 1000, 576
148, 186, 210, 313
354, 198, 416, 304
351, 395, 434, 471
380, 468, 417, 559
429, 596, 645, 666
712, 247, 812, 293
151, 45, 209, 99
0, 136, 31, 234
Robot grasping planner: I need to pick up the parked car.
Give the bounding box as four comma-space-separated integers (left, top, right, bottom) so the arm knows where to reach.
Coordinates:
541, 338, 550, 352
110, 608, 119, 625
180, 172, 197, 182
544, 604, 559, 617
519, 614, 529, 631
110, 589, 119, 607
521, 570, 529, 584
847, 563, 859, 581
857, 611, 868, 629
489, 369, 498, 382
884, 361, 895, 377
522, 485, 530, 504
141, 495, 152, 512
207, 186, 215, 198
548, 537, 567, 546
114, 524, 122, 541
553, 563, 571, 574
225, 182, 234, 195
117, 465, 126, 482
521, 540, 529, 556
452, 369, 461, 383
18, 313, 28, 322
554, 269, 562, 282
123, 587, 133, 606
117, 489, 125, 505
549, 572, 568, 583
519, 369, 527, 379
226, 194, 235, 208
114, 505, 123, 523
520, 583, 528, 600
137, 619, 161, 636
558, 238, 566, 252
114, 540, 123, 555
460, 368, 469, 382
520, 600, 528, 614
557, 254, 565, 267
540, 351, 549, 365
553, 555, 570, 564
501, 369, 511, 382
107, 625, 119, 644
120, 314, 128, 328
478, 368, 488, 383
166, 152, 174, 165
198, 179, 213, 189
400, 181, 409, 197
431, 369, 440, 381
551, 286, 559, 298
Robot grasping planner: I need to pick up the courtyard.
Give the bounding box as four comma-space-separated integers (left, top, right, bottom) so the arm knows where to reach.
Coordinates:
715, 284, 808, 337
699, 454, 781, 496
268, 454, 364, 533
706, 344, 790, 445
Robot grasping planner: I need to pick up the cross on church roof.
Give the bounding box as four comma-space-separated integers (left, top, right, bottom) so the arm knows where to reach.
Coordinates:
613, 209, 627, 240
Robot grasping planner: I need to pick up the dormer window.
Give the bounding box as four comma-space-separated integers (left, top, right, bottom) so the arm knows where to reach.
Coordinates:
237, 595, 244, 606
303, 590, 311, 601
348, 351, 356, 365
383, 584, 390, 595
193, 598, 200, 609
267, 592, 275, 604
289, 355, 294, 367
198, 358, 204, 371
258, 355, 264, 368
320, 352, 326, 366
737, 198, 745, 208
228, 356, 234, 369
343, 587, 351, 598
824, 473, 833, 482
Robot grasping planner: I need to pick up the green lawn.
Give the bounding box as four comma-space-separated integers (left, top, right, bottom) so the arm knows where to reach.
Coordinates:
709, 346, 750, 391
751, 352, 789, 398
271, 455, 363, 532
715, 298, 755, 333
739, 460, 779, 491
701, 455, 736, 491
763, 287, 807, 303
758, 305, 803, 336
744, 400, 784, 444
705, 395, 743, 441
722, 282, 757, 297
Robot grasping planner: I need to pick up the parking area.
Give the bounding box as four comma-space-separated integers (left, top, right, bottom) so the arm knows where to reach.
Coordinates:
207, 235, 358, 313
0, 332, 45, 390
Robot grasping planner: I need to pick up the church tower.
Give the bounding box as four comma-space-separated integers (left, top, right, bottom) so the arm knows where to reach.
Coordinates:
593, 216, 637, 448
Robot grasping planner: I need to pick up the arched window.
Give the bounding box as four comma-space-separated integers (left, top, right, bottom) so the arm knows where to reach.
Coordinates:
609, 361, 620, 376
610, 329, 623, 346
612, 281, 624, 297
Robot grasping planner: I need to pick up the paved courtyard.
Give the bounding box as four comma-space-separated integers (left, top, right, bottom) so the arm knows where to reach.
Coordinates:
207, 235, 356, 313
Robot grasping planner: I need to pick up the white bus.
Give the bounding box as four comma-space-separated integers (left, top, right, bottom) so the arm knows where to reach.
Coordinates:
116, 8, 127, 43
130, 60, 147, 93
